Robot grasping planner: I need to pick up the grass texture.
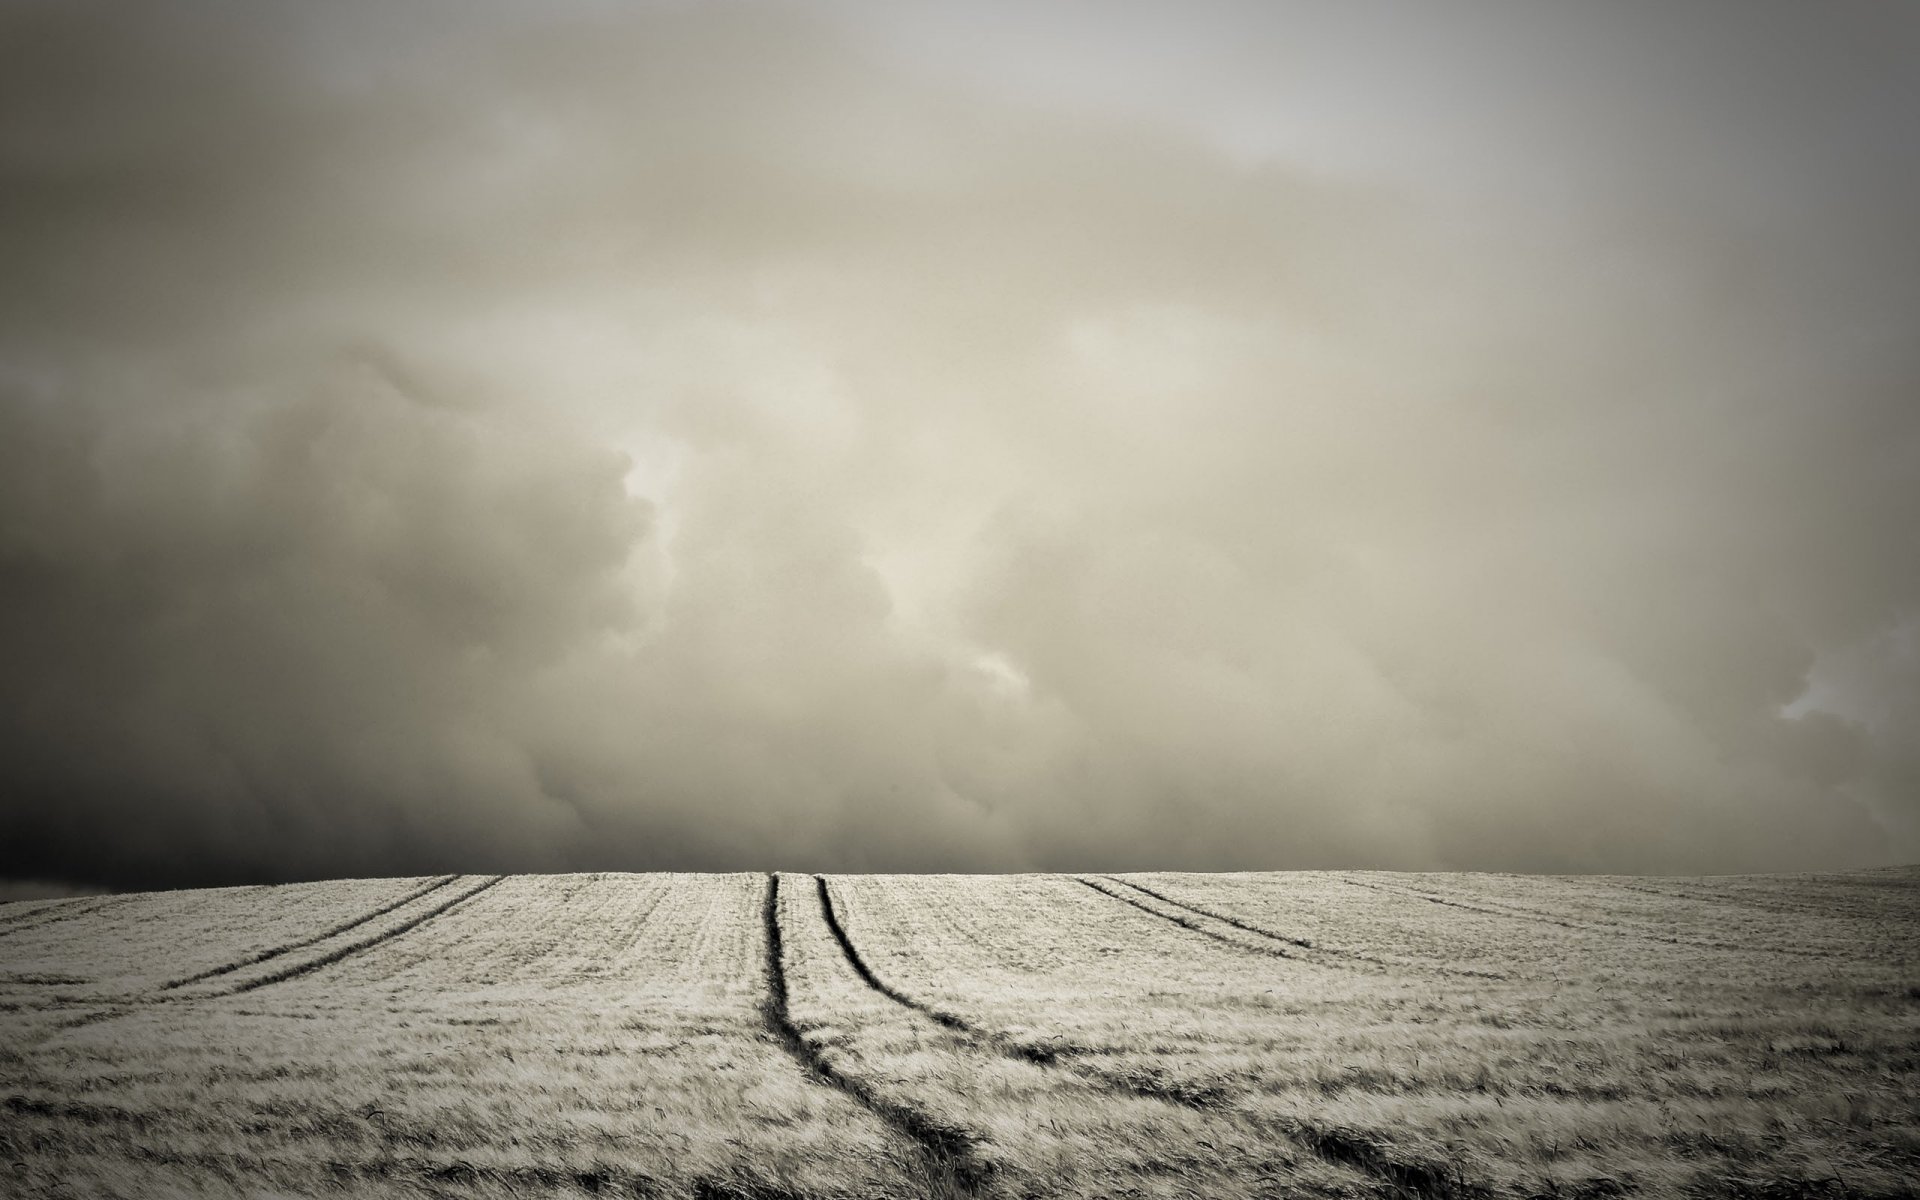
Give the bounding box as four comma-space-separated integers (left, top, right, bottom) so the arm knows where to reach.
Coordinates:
3, 867, 1916, 1198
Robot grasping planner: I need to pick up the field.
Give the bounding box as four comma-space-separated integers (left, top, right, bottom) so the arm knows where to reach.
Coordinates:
2, 869, 1917, 1199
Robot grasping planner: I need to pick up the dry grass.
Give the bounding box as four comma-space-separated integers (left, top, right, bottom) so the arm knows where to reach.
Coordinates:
4, 868, 1916, 1198
4, 874, 930, 1198
829, 870, 1920, 1198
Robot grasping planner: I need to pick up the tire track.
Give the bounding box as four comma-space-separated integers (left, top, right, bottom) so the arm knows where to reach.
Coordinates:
6, 879, 501, 1055
820, 874, 1137, 1075
822, 876, 1480, 1200
1342, 876, 1837, 960
1074, 876, 1300, 961
1609, 879, 1794, 912
760, 874, 983, 1198
1343, 877, 1580, 927
1107, 876, 1318, 948
0, 896, 125, 939
0, 900, 66, 929
217, 875, 506, 995
816, 876, 1063, 1063
1103, 876, 1506, 981
162, 875, 459, 990
1609, 877, 1917, 925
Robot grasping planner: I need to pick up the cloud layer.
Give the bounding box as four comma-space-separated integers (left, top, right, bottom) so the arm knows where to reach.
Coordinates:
2, 0, 1917, 887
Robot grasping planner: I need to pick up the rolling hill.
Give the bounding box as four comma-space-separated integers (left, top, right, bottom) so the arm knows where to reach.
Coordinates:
4, 868, 1917, 1198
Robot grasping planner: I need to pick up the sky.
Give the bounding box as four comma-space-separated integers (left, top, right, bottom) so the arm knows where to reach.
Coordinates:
1, 0, 1917, 891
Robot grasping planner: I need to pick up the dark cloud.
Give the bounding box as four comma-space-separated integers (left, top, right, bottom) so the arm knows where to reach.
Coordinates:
0, 0, 1915, 888
0, 353, 648, 887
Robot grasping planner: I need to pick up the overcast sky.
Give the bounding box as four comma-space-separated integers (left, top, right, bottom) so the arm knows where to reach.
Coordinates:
2, 0, 1917, 890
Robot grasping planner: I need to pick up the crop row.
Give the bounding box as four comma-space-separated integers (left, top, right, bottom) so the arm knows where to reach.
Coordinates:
4, 868, 1916, 1199
823, 871, 1920, 1197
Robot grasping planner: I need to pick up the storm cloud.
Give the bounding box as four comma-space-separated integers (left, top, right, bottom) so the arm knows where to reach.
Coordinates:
2, 0, 1916, 889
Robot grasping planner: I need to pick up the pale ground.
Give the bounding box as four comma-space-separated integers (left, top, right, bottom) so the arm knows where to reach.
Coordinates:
2, 868, 1916, 1198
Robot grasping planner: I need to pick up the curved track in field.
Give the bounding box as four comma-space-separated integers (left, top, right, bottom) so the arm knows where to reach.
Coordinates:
818, 875, 1478, 1200
6, 870, 1913, 1200
164, 875, 460, 990
761, 874, 983, 1198
220, 875, 506, 995
0, 896, 129, 939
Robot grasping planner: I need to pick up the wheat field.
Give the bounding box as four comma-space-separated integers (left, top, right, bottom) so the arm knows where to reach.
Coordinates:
2, 868, 1916, 1198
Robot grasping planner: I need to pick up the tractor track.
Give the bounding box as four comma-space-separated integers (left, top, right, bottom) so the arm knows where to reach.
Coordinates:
1341, 877, 1838, 960
1607, 877, 1920, 926
1074, 875, 1302, 961
818, 875, 1482, 1200
9, 872, 1504, 1200
815, 876, 1064, 1064
4, 878, 498, 1049
0, 896, 126, 939
163, 875, 460, 990
759, 874, 984, 1198
1104, 875, 1318, 949
1100, 876, 1506, 981
0, 900, 68, 930
218, 874, 506, 996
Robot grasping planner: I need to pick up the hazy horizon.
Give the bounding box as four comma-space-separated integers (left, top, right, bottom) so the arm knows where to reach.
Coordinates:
3, 0, 1918, 891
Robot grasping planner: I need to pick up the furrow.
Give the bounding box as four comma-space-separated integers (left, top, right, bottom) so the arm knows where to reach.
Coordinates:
217, 875, 506, 995
162, 875, 459, 990
760, 874, 983, 1198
